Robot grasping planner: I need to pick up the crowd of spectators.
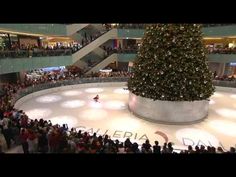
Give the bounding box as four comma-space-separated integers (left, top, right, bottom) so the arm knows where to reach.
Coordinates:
101, 45, 138, 58
108, 24, 235, 29
202, 24, 236, 27
0, 71, 236, 154
25, 66, 131, 82
179, 145, 235, 154
1, 103, 235, 154
107, 23, 236, 29
0, 26, 112, 59
0, 106, 176, 154
23, 68, 84, 86
0, 43, 72, 59
207, 47, 236, 54
113, 24, 148, 29
87, 71, 131, 78
6, 40, 236, 60
3, 25, 236, 60
0, 70, 129, 153
0, 24, 143, 60
214, 75, 236, 81
212, 71, 236, 81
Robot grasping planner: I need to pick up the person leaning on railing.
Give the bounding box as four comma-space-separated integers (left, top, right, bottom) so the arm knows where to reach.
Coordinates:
0, 45, 75, 59
207, 47, 236, 54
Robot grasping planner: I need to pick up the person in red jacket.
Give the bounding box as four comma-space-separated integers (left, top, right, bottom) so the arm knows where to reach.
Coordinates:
20, 128, 29, 153
27, 129, 37, 153
20, 115, 28, 128
93, 95, 99, 102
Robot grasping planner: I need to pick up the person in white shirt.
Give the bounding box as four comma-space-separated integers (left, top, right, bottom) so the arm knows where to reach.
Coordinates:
2, 117, 10, 130
0, 129, 7, 152
0, 119, 3, 130
1, 117, 11, 149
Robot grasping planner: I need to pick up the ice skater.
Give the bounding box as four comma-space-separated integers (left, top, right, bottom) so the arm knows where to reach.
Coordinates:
93, 95, 100, 102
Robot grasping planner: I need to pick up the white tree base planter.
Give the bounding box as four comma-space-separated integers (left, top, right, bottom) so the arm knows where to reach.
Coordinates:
128, 92, 209, 124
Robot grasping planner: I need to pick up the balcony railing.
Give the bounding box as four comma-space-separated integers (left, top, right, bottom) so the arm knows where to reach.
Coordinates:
202, 24, 236, 27
213, 80, 236, 87
0, 49, 72, 59
208, 49, 236, 54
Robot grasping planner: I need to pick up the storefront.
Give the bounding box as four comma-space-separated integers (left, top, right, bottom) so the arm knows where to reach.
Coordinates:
0, 33, 13, 50
18, 35, 40, 48
0, 32, 41, 50
226, 62, 236, 76
128, 61, 133, 72
99, 69, 112, 77
0, 33, 8, 50
209, 62, 236, 77
41, 37, 76, 49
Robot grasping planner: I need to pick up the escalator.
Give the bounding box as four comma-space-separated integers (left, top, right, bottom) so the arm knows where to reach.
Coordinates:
66, 24, 89, 36
72, 28, 117, 63
85, 53, 118, 74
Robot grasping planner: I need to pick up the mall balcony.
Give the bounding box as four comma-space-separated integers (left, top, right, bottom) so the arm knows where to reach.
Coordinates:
1, 24, 236, 76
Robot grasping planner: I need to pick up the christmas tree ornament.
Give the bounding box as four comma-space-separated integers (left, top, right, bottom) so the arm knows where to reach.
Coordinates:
128, 24, 215, 101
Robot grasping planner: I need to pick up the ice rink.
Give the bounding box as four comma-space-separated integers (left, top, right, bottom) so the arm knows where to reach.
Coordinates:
16, 86, 236, 151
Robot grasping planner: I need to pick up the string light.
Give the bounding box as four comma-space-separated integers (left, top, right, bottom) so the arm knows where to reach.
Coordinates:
128, 24, 215, 101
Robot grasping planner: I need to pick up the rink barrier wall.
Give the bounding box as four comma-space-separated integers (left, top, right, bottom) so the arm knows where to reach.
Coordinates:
13, 77, 128, 108
12, 77, 236, 109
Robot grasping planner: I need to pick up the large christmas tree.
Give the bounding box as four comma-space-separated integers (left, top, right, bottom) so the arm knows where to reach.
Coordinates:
128, 24, 215, 101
